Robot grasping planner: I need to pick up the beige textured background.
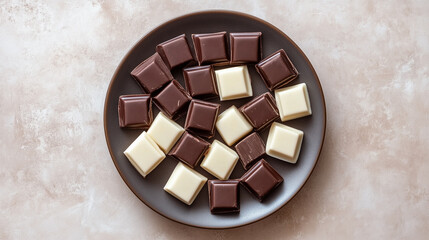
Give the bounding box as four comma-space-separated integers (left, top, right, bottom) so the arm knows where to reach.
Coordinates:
1, 0, 428, 239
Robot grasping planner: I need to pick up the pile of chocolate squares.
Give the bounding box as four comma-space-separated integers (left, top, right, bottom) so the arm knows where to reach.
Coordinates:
119, 32, 312, 214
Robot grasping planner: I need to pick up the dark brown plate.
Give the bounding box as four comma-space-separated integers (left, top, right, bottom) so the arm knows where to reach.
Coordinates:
104, 10, 326, 229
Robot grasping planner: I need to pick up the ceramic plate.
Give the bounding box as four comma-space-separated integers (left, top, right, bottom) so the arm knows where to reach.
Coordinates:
104, 10, 326, 229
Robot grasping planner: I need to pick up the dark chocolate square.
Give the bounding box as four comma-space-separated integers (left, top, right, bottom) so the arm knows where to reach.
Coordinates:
185, 100, 220, 139
118, 94, 152, 129
156, 34, 194, 69
235, 133, 265, 170
183, 66, 218, 99
208, 180, 240, 214
131, 52, 173, 94
240, 92, 279, 131
169, 132, 210, 168
153, 80, 191, 119
255, 49, 299, 91
192, 32, 228, 65
230, 32, 262, 63
240, 159, 283, 202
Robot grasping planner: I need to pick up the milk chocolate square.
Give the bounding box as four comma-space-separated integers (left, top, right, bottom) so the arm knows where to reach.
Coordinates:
240, 92, 279, 131
255, 49, 298, 91
208, 180, 240, 214
229, 32, 262, 63
240, 159, 283, 201
185, 100, 220, 139
235, 133, 265, 170
183, 65, 218, 99
169, 132, 210, 168
192, 32, 228, 65
153, 80, 191, 119
118, 94, 152, 129
131, 52, 173, 94
156, 34, 194, 69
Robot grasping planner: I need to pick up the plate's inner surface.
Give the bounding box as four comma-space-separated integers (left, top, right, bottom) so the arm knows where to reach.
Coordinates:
104, 11, 325, 228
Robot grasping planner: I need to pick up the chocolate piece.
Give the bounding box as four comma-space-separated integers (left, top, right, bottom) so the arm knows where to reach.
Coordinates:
215, 105, 253, 146
208, 180, 240, 214
266, 122, 303, 164
169, 132, 210, 168
118, 94, 152, 129
123, 131, 166, 178
147, 112, 185, 154
255, 49, 299, 91
240, 92, 279, 131
156, 34, 194, 69
240, 159, 283, 201
229, 32, 262, 63
185, 100, 220, 139
192, 32, 228, 65
183, 66, 218, 99
153, 80, 191, 119
200, 140, 239, 180
131, 52, 173, 94
235, 133, 265, 170
275, 83, 312, 121
164, 162, 208, 205
215, 65, 253, 101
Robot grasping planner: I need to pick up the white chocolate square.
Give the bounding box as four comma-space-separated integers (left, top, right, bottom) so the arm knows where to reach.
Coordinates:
147, 112, 185, 153
216, 105, 253, 146
215, 65, 253, 101
200, 140, 239, 180
164, 162, 207, 205
275, 83, 312, 121
124, 131, 166, 177
266, 122, 304, 163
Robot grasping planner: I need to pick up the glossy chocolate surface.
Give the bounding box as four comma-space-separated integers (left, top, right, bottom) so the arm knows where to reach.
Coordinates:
118, 94, 152, 129
235, 133, 265, 170
208, 180, 240, 214
240, 159, 283, 202
130, 52, 173, 94
169, 131, 210, 168
230, 32, 262, 63
185, 99, 220, 139
240, 92, 279, 131
192, 32, 228, 65
183, 65, 218, 99
153, 80, 191, 119
156, 34, 194, 69
255, 49, 299, 91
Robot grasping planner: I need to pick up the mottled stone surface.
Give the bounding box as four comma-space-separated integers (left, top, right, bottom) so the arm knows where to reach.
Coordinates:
1, 1, 428, 239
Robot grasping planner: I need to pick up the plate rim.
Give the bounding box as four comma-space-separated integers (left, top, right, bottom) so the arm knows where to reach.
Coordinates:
103, 10, 326, 229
